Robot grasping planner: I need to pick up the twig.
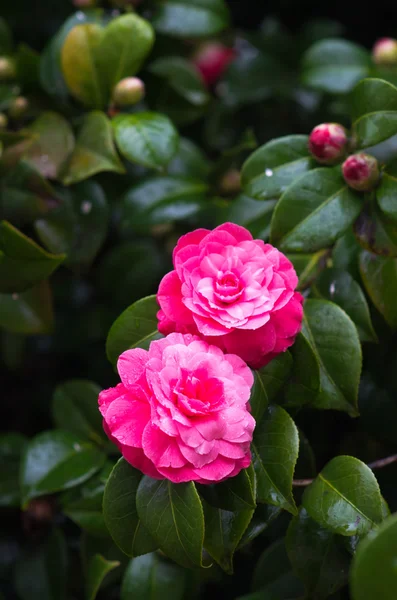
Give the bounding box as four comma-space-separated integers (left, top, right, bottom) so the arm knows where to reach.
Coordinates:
292, 453, 397, 487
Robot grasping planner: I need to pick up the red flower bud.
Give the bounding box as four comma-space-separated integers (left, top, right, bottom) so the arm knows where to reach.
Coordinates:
342, 153, 380, 192
112, 77, 145, 106
308, 123, 348, 165
372, 38, 397, 66
193, 42, 235, 87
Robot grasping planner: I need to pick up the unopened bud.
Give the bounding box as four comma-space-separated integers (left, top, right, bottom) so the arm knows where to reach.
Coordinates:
112, 77, 145, 106
0, 113, 8, 129
372, 38, 397, 66
308, 123, 348, 165
342, 153, 380, 192
8, 96, 29, 119
220, 169, 241, 195
0, 57, 16, 80
193, 42, 235, 87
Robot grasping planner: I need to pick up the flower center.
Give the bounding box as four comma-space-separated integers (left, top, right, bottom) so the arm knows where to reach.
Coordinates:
214, 270, 243, 304
173, 370, 225, 416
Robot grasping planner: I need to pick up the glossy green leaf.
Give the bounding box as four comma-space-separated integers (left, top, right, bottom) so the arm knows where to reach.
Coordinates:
270, 167, 362, 252
302, 39, 370, 93
106, 295, 161, 367
350, 513, 397, 600
238, 504, 281, 549
136, 477, 205, 568
52, 379, 106, 445
358, 373, 397, 445
215, 196, 277, 241
20, 430, 106, 505
62, 111, 124, 185
112, 112, 179, 170
255, 351, 293, 404
0, 281, 54, 335
302, 299, 362, 415
14, 528, 67, 600
197, 466, 256, 512
313, 268, 377, 342
149, 56, 209, 107
354, 198, 397, 257
35, 180, 109, 269
252, 405, 299, 514
252, 538, 305, 598
303, 455, 383, 536
0, 221, 65, 293
153, 0, 230, 37
377, 158, 397, 221
286, 508, 350, 599
167, 137, 210, 179
249, 370, 269, 426
359, 250, 397, 328
203, 500, 254, 574
121, 554, 186, 600
287, 250, 327, 289
103, 458, 157, 557
86, 554, 119, 600
0, 433, 27, 507
351, 78, 397, 149
332, 230, 362, 281
120, 176, 207, 234
284, 332, 321, 407
241, 135, 312, 200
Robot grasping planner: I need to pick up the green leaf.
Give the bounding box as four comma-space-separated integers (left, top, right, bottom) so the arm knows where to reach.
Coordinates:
197, 466, 256, 512
0, 281, 54, 335
0, 433, 27, 507
112, 112, 179, 171
136, 477, 205, 568
153, 0, 230, 38
286, 508, 350, 599
120, 176, 207, 235
332, 230, 362, 281
215, 196, 277, 241
35, 180, 109, 269
149, 56, 210, 107
252, 538, 305, 598
313, 268, 377, 342
62, 111, 125, 185
270, 167, 362, 252
255, 351, 293, 404
0, 17, 13, 54
287, 250, 327, 289
103, 458, 157, 557
0, 221, 65, 293
302, 38, 370, 93
167, 137, 210, 179
284, 332, 321, 407
350, 513, 397, 600
252, 405, 299, 515
20, 430, 106, 505
52, 379, 106, 445
86, 554, 119, 600
238, 504, 281, 549
14, 528, 67, 600
303, 455, 383, 536
358, 373, 397, 446
249, 370, 269, 426
351, 78, 397, 149
302, 299, 362, 415
359, 251, 397, 328
376, 158, 397, 221
203, 500, 254, 574
106, 295, 161, 367
241, 135, 312, 200
121, 554, 186, 600
353, 197, 397, 257
16, 44, 40, 90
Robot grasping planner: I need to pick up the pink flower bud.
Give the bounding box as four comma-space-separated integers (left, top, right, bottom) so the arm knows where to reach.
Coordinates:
112, 77, 145, 106
193, 42, 235, 87
372, 38, 397, 66
342, 153, 380, 192
308, 123, 348, 165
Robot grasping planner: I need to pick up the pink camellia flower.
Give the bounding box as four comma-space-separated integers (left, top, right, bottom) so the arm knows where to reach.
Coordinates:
193, 42, 236, 87
157, 223, 303, 369
308, 123, 348, 165
99, 333, 255, 484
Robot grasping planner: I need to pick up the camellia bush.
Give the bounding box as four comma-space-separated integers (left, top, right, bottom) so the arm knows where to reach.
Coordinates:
4, 1, 397, 599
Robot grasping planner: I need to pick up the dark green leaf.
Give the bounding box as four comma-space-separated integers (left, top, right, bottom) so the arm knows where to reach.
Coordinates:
286, 508, 350, 599
136, 477, 205, 568
0, 433, 27, 507
284, 332, 321, 407
287, 251, 327, 289
52, 379, 106, 445
35, 180, 109, 269
249, 370, 269, 426
270, 167, 362, 252
0, 17, 12, 54
377, 158, 397, 221
313, 268, 377, 342
121, 554, 186, 600
303, 455, 383, 536
252, 405, 299, 514
215, 196, 277, 241
112, 112, 179, 170
62, 111, 124, 185
359, 250, 397, 328
252, 538, 305, 597
353, 199, 397, 258
197, 466, 256, 512
238, 504, 281, 549
332, 230, 362, 281
0, 84, 18, 112
0, 221, 65, 293
167, 137, 210, 179
255, 352, 293, 404
20, 430, 106, 505
241, 135, 312, 200
0, 281, 54, 335
351, 78, 397, 149
302, 39, 370, 93
302, 299, 362, 415
149, 56, 209, 107
106, 295, 161, 367
86, 554, 119, 600
16, 44, 40, 90
103, 458, 157, 557
350, 513, 397, 600
153, 0, 230, 38
359, 373, 397, 445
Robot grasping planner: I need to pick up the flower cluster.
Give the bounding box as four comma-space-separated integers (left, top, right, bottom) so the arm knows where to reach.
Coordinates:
99, 223, 303, 484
